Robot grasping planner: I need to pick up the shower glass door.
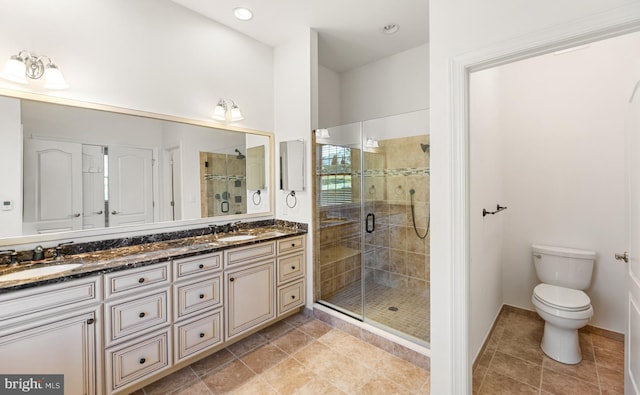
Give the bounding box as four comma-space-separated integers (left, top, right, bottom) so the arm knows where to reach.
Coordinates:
361, 114, 430, 344
315, 122, 364, 319
315, 110, 430, 346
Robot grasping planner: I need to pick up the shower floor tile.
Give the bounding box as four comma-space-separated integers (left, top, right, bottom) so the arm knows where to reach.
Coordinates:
322, 279, 430, 343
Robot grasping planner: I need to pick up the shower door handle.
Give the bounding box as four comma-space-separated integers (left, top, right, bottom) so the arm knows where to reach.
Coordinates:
366, 213, 375, 233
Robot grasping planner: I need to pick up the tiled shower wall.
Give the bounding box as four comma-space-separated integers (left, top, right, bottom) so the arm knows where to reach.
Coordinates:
317, 208, 362, 298
362, 135, 430, 296
200, 152, 247, 217
317, 134, 430, 300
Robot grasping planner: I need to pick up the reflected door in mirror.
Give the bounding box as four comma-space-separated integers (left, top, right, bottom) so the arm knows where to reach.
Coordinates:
107, 146, 154, 227
23, 139, 83, 234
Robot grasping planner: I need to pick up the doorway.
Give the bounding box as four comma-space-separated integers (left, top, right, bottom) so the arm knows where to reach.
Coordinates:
467, 31, 640, 392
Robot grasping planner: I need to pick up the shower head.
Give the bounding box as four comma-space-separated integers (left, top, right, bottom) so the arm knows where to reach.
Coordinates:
235, 148, 246, 160
420, 143, 430, 153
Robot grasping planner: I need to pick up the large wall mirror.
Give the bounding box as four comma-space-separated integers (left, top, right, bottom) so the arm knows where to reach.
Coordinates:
0, 92, 273, 246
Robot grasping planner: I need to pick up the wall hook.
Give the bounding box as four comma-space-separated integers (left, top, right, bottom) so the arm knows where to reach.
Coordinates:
483, 204, 507, 217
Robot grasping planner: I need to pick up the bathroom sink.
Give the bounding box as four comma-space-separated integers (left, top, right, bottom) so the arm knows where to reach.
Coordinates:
0, 263, 83, 282
216, 234, 257, 242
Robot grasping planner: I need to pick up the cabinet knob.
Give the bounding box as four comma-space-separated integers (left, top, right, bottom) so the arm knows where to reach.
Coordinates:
139, 358, 146, 364
198, 264, 204, 269
86, 318, 95, 325
139, 312, 146, 318
291, 243, 295, 247
138, 278, 145, 284
291, 295, 296, 300
291, 266, 296, 270
199, 294, 205, 299
199, 333, 205, 338
229, 277, 235, 282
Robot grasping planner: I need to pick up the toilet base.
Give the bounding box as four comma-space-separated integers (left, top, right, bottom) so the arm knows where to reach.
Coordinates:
540, 322, 581, 364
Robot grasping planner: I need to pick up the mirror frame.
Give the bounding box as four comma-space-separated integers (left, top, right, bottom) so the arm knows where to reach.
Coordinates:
0, 88, 275, 248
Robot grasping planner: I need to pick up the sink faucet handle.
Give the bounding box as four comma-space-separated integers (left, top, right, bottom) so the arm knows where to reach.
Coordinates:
0, 249, 18, 265
231, 221, 242, 232
54, 241, 74, 260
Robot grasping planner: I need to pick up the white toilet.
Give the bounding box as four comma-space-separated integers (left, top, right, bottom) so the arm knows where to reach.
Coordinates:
531, 244, 596, 364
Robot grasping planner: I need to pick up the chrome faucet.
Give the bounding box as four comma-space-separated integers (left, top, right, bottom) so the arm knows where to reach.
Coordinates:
229, 221, 242, 233
208, 224, 220, 235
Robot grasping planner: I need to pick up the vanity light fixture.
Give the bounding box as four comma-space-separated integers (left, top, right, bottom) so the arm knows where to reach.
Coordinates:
0, 50, 69, 90
233, 7, 253, 21
316, 128, 331, 139
365, 137, 379, 148
212, 98, 244, 122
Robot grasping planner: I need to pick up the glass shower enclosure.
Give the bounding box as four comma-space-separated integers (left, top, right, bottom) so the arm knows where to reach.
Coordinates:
313, 110, 430, 345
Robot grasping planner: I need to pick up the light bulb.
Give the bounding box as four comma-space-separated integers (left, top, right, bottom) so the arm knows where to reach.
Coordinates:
43, 65, 69, 90
0, 56, 28, 84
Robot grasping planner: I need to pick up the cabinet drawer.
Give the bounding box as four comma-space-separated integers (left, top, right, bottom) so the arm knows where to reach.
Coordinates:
277, 252, 305, 285
278, 280, 305, 316
173, 252, 221, 281
174, 275, 222, 320
105, 289, 169, 346
106, 329, 171, 393
174, 310, 222, 363
104, 262, 170, 299
224, 241, 275, 268
277, 235, 305, 255
0, 276, 101, 323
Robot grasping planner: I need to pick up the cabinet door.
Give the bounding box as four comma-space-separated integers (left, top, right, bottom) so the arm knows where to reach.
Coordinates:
226, 261, 275, 339
0, 308, 99, 395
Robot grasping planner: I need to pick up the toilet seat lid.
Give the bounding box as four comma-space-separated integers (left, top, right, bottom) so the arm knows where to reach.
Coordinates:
533, 284, 591, 311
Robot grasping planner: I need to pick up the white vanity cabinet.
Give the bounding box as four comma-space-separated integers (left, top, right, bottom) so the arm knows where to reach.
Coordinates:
172, 253, 224, 363
0, 277, 102, 395
276, 236, 306, 315
103, 262, 172, 394
0, 231, 307, 395
225, 242, 276, 340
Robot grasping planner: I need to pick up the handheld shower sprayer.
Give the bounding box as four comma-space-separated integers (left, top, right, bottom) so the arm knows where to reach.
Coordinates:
409, 188, 430, 239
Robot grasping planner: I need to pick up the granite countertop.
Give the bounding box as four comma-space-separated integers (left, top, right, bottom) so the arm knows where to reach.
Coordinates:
0, 226, 306, 293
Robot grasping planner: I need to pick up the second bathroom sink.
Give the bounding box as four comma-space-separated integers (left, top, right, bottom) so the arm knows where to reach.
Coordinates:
0, 263, 83, 282
216, 234, 257, 242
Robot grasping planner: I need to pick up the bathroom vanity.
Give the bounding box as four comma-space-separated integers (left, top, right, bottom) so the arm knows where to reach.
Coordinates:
0, 225, 306, 394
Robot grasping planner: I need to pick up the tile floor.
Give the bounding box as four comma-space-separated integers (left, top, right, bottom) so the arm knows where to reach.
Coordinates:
131, 313, 430, 394
473, 307, 625, 394
323, 279, 430, 343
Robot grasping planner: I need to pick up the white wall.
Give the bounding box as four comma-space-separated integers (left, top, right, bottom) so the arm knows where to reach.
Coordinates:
498, 33, 640, 333
469, 67, 504, 361
0, 97, 22, 237
340, 44, 429, 124
0, 0, 274, 132
274, 29, 318, 307
318, 65, 341, 128
429, 1, 638, 392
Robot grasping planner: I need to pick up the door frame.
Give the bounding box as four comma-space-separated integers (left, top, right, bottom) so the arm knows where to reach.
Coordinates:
446, 4, 640, 393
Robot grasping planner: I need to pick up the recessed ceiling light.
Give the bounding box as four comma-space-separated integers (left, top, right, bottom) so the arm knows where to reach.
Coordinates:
233, 7, 253, 21
380, 23, 399, 35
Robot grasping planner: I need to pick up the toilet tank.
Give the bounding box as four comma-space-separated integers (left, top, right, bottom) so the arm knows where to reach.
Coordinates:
532, 245, 596, 290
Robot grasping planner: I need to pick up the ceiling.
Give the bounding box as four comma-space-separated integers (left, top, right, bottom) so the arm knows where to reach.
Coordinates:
172, 0, 429, 73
